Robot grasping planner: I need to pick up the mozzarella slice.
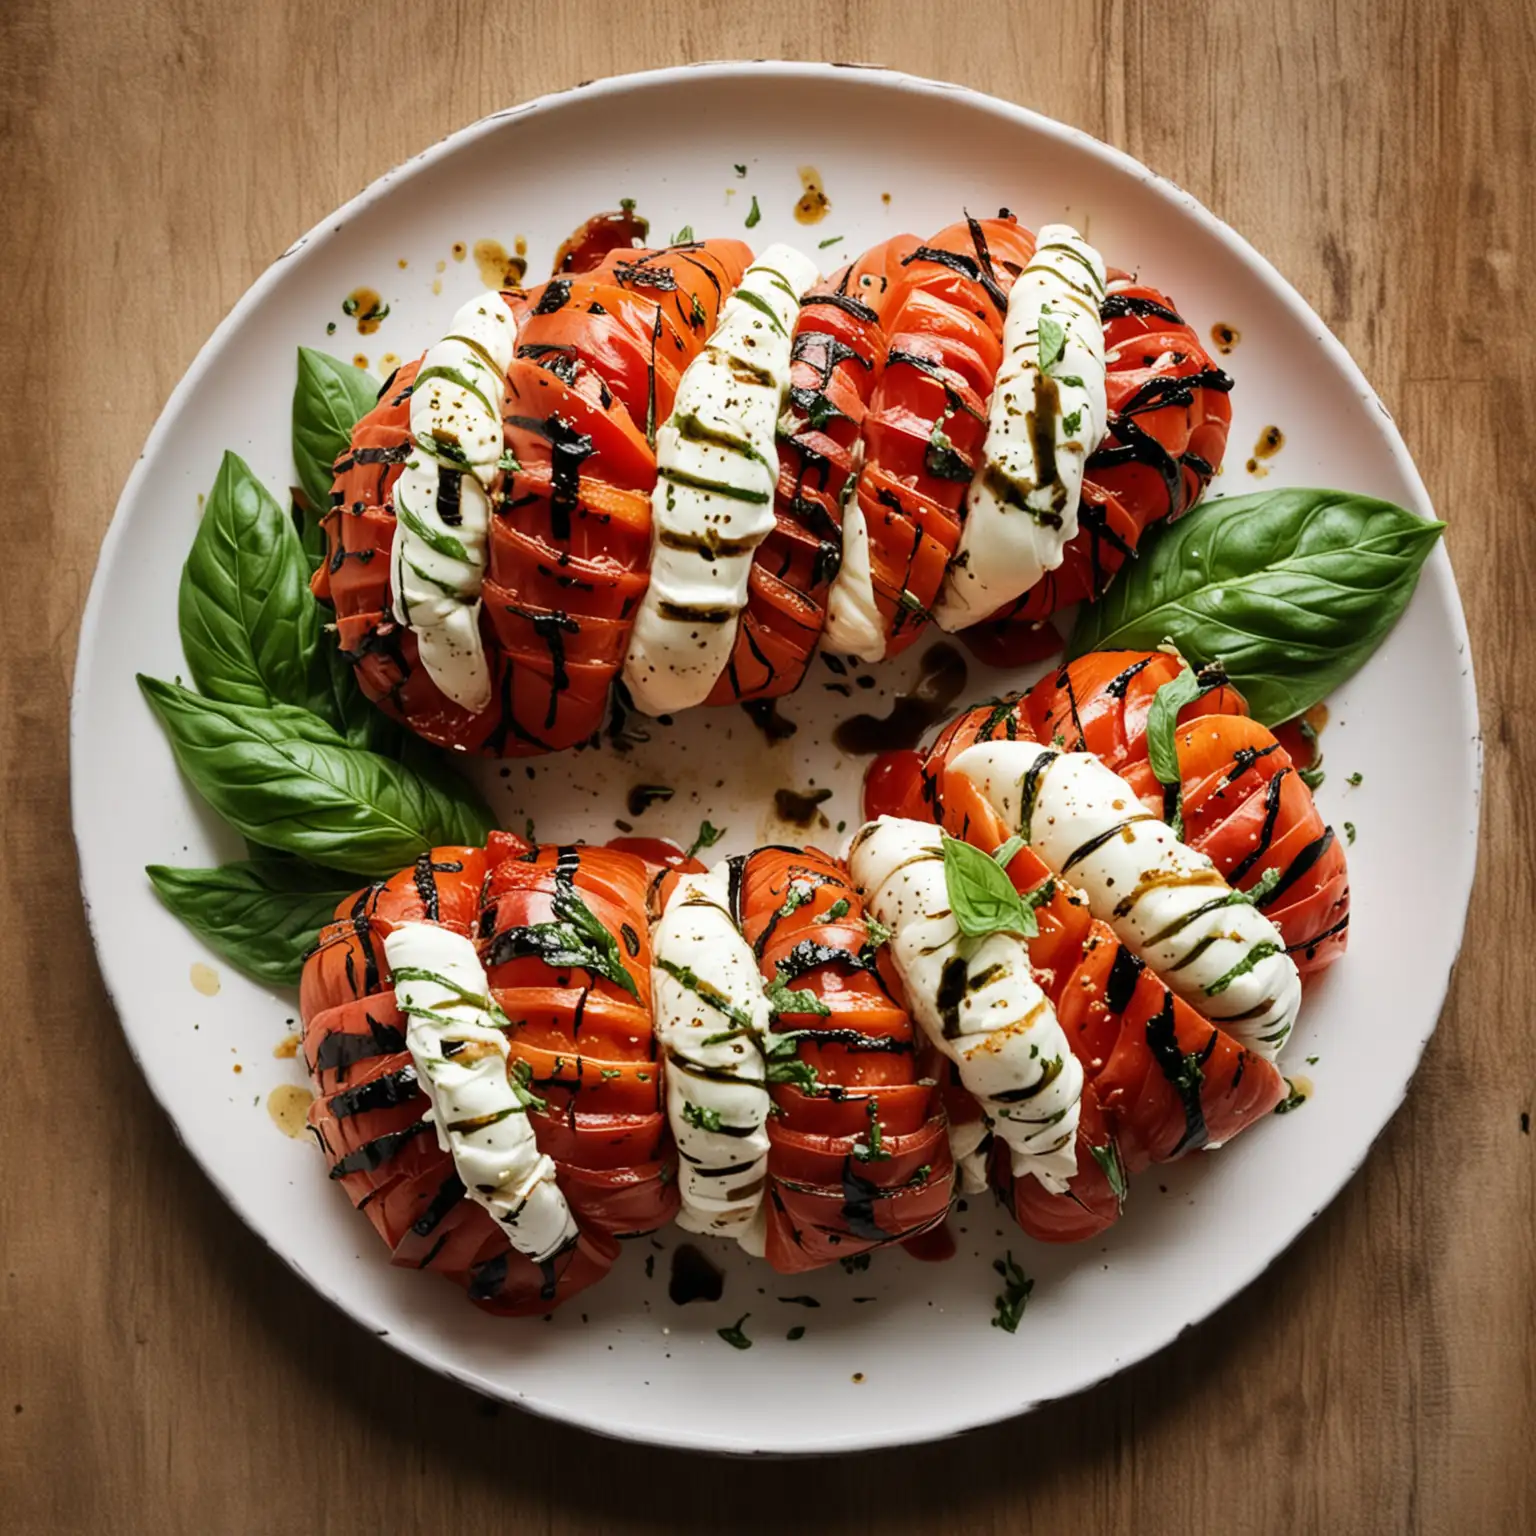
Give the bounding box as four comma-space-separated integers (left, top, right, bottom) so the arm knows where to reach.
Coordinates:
822, 479, 885, 660
389, 291, 517, 712
950, 742, 1303, 1059
847, 816, 1084, 1193
651, 863, 774, 1252
933, 223, 1109, 631
622, 244, 819, 715
384, 921, 576, 1263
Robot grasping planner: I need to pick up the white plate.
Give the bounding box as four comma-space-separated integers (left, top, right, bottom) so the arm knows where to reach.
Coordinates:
71, 62, 1480, 1455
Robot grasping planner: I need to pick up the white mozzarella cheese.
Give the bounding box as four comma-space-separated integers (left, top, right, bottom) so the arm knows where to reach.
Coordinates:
651, 863, 775, 1252
622, 245, 819, 714
389, 291, 517, 712
384, 921, 576, 1263
822, 480, 886, 660
950, 741, 1303, 1059
933, 223, 1109, 630
847, 816, 1083, 1193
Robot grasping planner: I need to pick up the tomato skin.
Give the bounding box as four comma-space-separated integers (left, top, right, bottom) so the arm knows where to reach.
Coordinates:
708, 236, 919, 706
551, 206, 651, 275
863, 749, 927, 822
298, 836, 681, 1315
970, 281, 1234, 643
958, 616, 1064, 672
1025, 655, 1349, 975
872, 671, 1306, 1242
737, 846, 955, 1272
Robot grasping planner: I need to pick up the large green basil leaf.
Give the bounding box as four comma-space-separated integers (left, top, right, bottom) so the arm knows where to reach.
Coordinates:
139, 677, 493, 875
307, 637, 408, 756
1068, 488, 1444, 725
292, 346, 379, 522
178, 451, 317, 709
146, 859, 357, 985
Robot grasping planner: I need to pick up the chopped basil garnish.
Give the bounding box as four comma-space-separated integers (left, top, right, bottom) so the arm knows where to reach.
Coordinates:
681, 1102, 725, 1133
1089, 1143, 1128, 1208
685, 819, 726, 859
745, 195, 761, 229
1037, 310, 1065, 374
717, 1314, 753, 1350
1274, 1079, 1308, 1114
991, 1252, 1034, 1333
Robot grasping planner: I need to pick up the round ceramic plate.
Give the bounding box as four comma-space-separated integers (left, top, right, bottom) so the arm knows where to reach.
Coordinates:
72, 62, 1480, 1455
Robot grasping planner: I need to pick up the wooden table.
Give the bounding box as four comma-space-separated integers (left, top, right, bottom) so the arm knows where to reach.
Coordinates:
4, 2, 1531, 1529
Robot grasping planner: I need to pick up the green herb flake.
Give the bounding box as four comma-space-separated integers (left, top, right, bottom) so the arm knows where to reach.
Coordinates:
818, 235, 844, 249
682, 1102, 725, 1133
670, 224, 694, 246
1274, 1079, 1308, 1115
991, 1252, 1034, 1333
745, 195, 762, 230
1344, 821, 1357, 845
1204, 942, 1282, 998
765, 974, 830, 1019
1062, 408, 1083, 435
1346, 772, 1363, 787
1299, 765, 1327, 791
840, 1253, 871, 1274
1037, 311, 1066, 374
786, 1325, 806, 1341
863, 914, 893, 950
733, 163, 747, 177
717, 1314, 753, 1350
826, 897, 851, 921
852, 1098, 889, 1163
685, 819, 726, 859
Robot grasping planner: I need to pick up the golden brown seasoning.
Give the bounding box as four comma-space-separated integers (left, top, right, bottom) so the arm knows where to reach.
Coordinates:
353, 353, 369, 370
794, 166, 832, 226
1246, 423, 1284, 478
343, 286, 389, 335
272, 1033, 301, 1060
451, 241, 467, 262
379, 352, 401, 376
190, 962, 220, 997
267, 1083, 315, 1138
473, 238, 527, 289
1210, 321, 1241, 354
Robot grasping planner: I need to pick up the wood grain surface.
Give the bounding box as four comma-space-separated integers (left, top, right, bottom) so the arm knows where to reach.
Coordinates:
3, 1, 1532, 1530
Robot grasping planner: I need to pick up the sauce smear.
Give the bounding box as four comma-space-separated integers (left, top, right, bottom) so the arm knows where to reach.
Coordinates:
669, 1244, 725, 1305
833, 644, 968, 755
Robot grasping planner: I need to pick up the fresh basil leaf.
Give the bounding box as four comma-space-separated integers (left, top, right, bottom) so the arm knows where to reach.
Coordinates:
146, 859, 355, 986
292, 347, 378, 519
1146, 665, 1203, 788
1068, 488, 1444, 725
138, 676, 493, 876
1037, 311, 1065, 374
942, 833, 1036, 940
178, 452, 318, 710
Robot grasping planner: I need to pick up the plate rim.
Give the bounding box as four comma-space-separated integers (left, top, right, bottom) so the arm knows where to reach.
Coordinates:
69, 58, 1483, 1456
